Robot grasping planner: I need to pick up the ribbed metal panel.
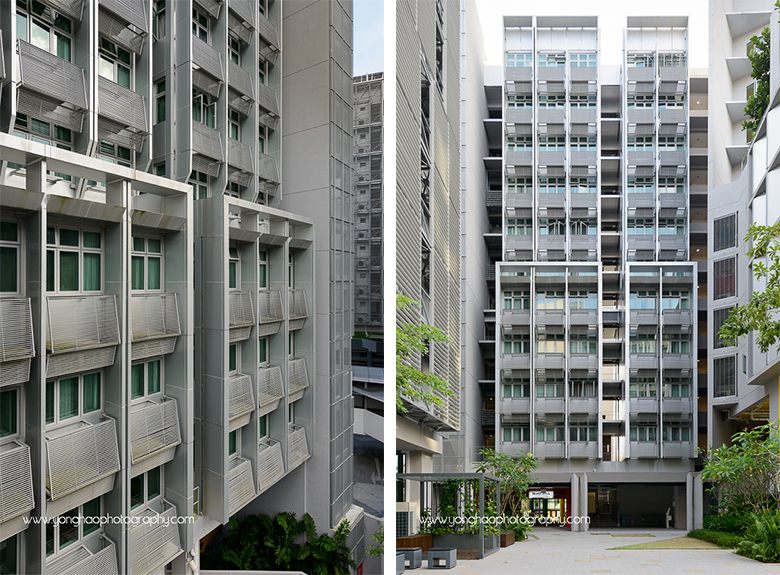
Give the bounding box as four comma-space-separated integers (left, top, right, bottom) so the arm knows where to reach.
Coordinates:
192, 68, 221, 99
17, 40, 87, 132
47, 346, 116, 379
0, 31, 5, 80
257, 12, 280, 54
229, 290, 254, 329
129, 502, 182, 575
229, 373, 255, 428
99, 1, 147, 54
227, 12, 253, 44
47, 295, 120, 354
0, 358, 30, 388
257, 438, 284, 493
46, 418, 120, 500
257, 152, 280, 184
258, 365, 283, 407
227, 90, 252, 117
46, 475, 114, 518
287, 424, 309, 470
257, 83, 279, 131
192, 35, 224, 82
257, 290, 284, 324
98, 76, 149, 152
194, 0, 222, 19
288, 357, 309, 395
47, 538, 119, 575
131, 293, 181, 342
0, 440, 34, 534
192, 121, 224, 165
228, 138, 254, 175
288, 289, 308, 320
0, 298, 35, 369
130, 397, 181, 465
229, 0, 254, 27
228, 60, 254, 104
228, 456, 255, 515
39, 0, 87, 21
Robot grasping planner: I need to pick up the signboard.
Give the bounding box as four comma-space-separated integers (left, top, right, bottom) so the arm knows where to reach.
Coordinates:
529, 490, 554, 499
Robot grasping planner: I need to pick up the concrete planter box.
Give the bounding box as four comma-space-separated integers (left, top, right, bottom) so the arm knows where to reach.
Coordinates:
500, 531, 516, 547
434, 533, 500, 555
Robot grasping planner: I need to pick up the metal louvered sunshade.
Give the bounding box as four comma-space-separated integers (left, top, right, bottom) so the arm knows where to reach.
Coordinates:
194, 0, 222, 19
229, 373, 255, 428
228, 61, 254, 110
257, 83, 279, 130
229, 0, 254, 27
257, 365, 283, 407
46, 538, 119, 575
130, 397, 181, 464
257, 439, 285, 493
192, 121, 224, 163
98, 76, 149, 151
0, 298, 35, 365
0, 440, 35, 529
288, 289, 309, 320
228, 456, 255, 516
131, 293, 181, 342
288, 424, 309, 470
288, 357, 309, 395
38, 0, 87, 21
129, 502, 182, 575
257, 152, 280, 184
257, 290, 284, 323
17, 40, 88, 132
99, 0, 148, 54
47, 295, 120, 354
228, 138, 254, 174
257, 12, 280, 55
46, 418, 121, 500
229, 290, 254, 329
192, 35, 224, 82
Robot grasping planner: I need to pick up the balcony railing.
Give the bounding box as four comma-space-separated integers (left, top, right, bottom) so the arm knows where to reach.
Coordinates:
257, 82, 280, 130
129, 501, 182, 575
228, 456, 256, 516
257, 11, 281, 64
257, 290, 284, 336
569, 441, 599, 459
228, 137, 254, 187
258, 365, 284, 410
17, 39, 87, 132
258, 152, 280, 184
288, 424, 309, 470
0, 440, 35, 542
0, 297, 35, 387
229, 373, 255, 432
131, 294, 181, 361
192, 35, 224, 97
47, 295, 120, 354
46, 535, 118, 575
288, 357, 309, 401
46, 418, 120, 501
288, 289, 309, 330
229, 290, 254, 342
130, 397, 181, 476
192, 122, 224, 178
97, 75, 149, 152
534, 442, 565, 459
257, 438, 285, 493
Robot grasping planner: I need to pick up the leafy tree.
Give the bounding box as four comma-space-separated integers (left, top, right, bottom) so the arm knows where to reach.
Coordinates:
473, 448, 538, 518
396, 294, 453, 413
719, 223, 780, 352
742, 26, 770, 134
201, 511, 355, 575
699, 421, 780, 515
365, 525, 383, 558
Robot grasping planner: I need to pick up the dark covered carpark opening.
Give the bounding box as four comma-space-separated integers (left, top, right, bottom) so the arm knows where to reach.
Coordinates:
588, 483, 685, 528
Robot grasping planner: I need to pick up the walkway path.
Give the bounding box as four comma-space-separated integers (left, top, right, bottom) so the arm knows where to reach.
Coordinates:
410, 528, 780, 574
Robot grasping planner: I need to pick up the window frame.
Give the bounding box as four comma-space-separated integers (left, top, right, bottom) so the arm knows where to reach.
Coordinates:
130, 466, 163, 510
46, 226, 104, 294
45, 497, 102, 558
0, 221, 21, 294
16, 0, 73, 62
130, 358, 163, 403
45, 371, 103, 427
192, 6, 209, 42
131, 236, 163, 292
629, 333, 657, 354
0, 387, 20, 439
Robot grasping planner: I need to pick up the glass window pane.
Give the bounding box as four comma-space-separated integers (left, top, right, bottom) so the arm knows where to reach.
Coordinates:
99, 56, 113, 80
55, 32, 70, 61
147, 467, 161, 499
131, 364, 144, 399
228, 430, 237, 455
147, 239, 161, 253
229, 261, 237, 289
259, 264, 267, 288
46, 522, 54, 556
130, 475, 144, 508
131, 256, 145, 290
59, 229, 79, 246
59, 508, 78, 549
83, 373, 100, 413
132, 237, 145, 252
31, 20, 50, 51
16, 13, 28, 42
258, 339, 267, 364
83, 253, 101, 291
59, 377, 79, 420
229, 344, 237, 372
147, 360, 161, 394
46, 380, 54, 424
82, 497, 100, 536
147, 257, 161, 290
0, 247, 18, 292
83, 231, 101, 248
0, 222, 17, 242
0, 389, 17, 437
117, 65, 131, 88
59, 251, 79, 291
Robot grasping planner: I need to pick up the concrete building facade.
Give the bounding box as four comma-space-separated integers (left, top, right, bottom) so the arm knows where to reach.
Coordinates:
0, 0, 363, 573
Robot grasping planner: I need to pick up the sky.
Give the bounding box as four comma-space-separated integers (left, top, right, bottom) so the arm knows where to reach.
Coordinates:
475, 0, 709, 69
353, 0, 384, 76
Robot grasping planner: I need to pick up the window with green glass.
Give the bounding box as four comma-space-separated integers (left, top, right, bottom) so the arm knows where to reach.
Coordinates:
0, 389, 18, 437
0, 534, 18, 574
259, 338, 268, 364
0, 222, 19, 293
58, 377, 78, 420
131, 236, 162, 291
148, 360, 161, 394
229, 430, 237, 455
98, 38, 131, 88
259, 251, 268, 288
147, 466, 161, 499
59, 508, 78, 550
82, 373, 100, 413
46, 380, 54, 424
229, 344, 238, 372
155, 80, 166, 124
46, 227, 102, 293
16, 0, 73, 61
81, 498, 101, 536
132, 359, 162, 400
229, 248, 239, 289
131, 363, 144, 400
259, 415, 268, 438
131, 475, 144, 508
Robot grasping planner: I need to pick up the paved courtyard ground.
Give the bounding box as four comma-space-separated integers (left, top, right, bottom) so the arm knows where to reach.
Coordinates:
409, 528, 780, 574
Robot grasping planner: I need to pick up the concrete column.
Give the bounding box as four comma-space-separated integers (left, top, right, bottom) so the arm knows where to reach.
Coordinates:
570, 473, 579, 532
580, 473, 589, 532
686, 473, 694, 531
693, 472, 704, 530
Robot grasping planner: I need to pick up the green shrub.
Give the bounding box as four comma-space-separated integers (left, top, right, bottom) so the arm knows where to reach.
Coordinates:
737, 510, 780, 563
703, 511, 753, 534
508, 519, 534, 541
687, 529, 744, 549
